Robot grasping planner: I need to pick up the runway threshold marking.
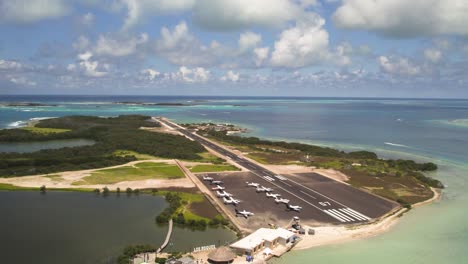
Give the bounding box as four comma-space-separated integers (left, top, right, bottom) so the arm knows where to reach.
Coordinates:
160, 119, 372, 223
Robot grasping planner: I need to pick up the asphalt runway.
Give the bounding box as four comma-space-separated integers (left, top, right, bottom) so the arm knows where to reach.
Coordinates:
157, 118, 399, 227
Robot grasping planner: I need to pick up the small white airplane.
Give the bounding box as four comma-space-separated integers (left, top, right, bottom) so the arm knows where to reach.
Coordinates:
211, 185, 225, 190
216, 190, 232, 197
246, 182, 260, 188
235, 209, 254, 218
275, 198, 290, 204
266, 193, 281, 199
202, 176, 214, 181
287, 204, 303, 212
256, 186, 273, 192
223, 197, 240, 205
210, 180, 223, 185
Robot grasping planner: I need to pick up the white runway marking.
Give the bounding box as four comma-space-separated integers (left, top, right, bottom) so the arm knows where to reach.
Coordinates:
345, 208, 371, 220
263, 176, 275, 182
330, 209, 355, 222
324, 210, 348, 222
282, 182, 292, 187
299, 190, 317, 199
275, 175, 288, 180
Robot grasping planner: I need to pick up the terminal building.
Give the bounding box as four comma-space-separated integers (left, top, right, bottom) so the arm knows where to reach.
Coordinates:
230, 228, 296, 257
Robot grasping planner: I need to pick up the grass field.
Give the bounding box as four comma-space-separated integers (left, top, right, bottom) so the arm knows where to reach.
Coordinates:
189, 164, 240, 173
21, 126, 71, 134
73, 162, 184, 185
112, 150, 159, 160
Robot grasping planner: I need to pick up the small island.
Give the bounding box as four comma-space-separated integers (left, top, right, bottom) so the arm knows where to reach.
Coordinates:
0, 116, 444, 263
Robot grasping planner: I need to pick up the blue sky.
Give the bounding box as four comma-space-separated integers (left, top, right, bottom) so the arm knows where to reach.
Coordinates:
0, 0, 467, 98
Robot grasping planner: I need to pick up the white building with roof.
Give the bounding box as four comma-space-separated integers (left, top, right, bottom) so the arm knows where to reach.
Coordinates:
230, 228, 296, 256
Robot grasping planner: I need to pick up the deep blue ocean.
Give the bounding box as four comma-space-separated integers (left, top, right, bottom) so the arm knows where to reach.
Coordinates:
1, 95, 468, 263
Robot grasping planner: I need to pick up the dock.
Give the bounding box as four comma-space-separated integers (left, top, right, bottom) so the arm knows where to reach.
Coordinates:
157, 219, 173, 254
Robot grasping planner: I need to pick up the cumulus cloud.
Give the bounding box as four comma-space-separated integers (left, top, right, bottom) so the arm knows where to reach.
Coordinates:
117, 0, 195, 30
253, 47, 269, 67
155, 21, 234, 67
0, 0, 71, 24
79, 12, 95, 26
75, 51, 108, 77
333, 0, 468, 37
9, 76, 36, 86
378, 56, 421, 76
239, 32, 262, 52
94, 33, 148, 57
72, 36, 90, 51
424, 48, 442, 63
193, 0, 304, 30
175, 66, 210, 82
141, 68, 161, 81
270, 16, 330, 68
0, 59, 22, 70
221, 70, 240, 82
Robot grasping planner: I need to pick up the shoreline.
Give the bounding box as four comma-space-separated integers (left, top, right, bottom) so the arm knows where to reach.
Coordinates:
293, 187, 441, 251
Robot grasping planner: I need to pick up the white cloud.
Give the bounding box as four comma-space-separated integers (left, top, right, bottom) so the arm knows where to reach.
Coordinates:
141, 68, 160, 81
0, 0, 71, 24
253, 47, 269, 67
118, 0, 195, 30
72, 36, 90, 51
158, 21, 192, 50
221, 70, 240, 82
193, 0, 304, 30
79, 12, 95, 26
155, 21, 233, 67
238, 32, 262, 52
270, 17, 330, 68
94, 33, 148, 57
9, 76, 36, 86
378, 56, 421, 76
424, 48, 442, 63
175, 66, 210, 82
333, 0, 468, 37
76, 52, 108, 77
0, 59, 22, 70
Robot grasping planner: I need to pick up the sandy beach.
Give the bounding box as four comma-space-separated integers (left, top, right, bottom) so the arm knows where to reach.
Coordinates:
293, 187, 441, 250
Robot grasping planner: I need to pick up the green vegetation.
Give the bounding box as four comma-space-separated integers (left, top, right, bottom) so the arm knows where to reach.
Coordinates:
112, 150, 159, 160
117, 244, 156, 264
189, 164, 240, 173
203, 129, 442, 204
155, 191, 226, 230
0, 115, 206, 177
74, 162, 184, 185
20, 126, 71, 134
191, 152, 226, 164
0, 183, 38, 191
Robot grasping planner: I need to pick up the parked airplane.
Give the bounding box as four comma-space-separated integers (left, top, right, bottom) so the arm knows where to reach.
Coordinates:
274, 198, 290, 204
211, 185, 225, 190
246, 182, 260, 188
223, 197, 240, 205
216, 190, 232, 197
210, 180, 223, 185
287, 205, 303, 212
256, 186, 273, 192
235, 209, 254, 218
266, 193, 281, 199
202, 176, 214, 181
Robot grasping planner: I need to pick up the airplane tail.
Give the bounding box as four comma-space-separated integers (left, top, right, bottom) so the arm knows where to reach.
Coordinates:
235, 209, 240, 214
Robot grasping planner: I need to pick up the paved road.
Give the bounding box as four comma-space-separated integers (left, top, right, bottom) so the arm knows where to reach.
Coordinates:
157, 117, 382, 224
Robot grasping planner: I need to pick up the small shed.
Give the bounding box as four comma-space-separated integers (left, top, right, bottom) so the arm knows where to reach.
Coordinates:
207, 247, 236, 264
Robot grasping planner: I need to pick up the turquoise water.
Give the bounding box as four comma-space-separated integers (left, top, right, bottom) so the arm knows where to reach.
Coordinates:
1, 95, 467, 263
